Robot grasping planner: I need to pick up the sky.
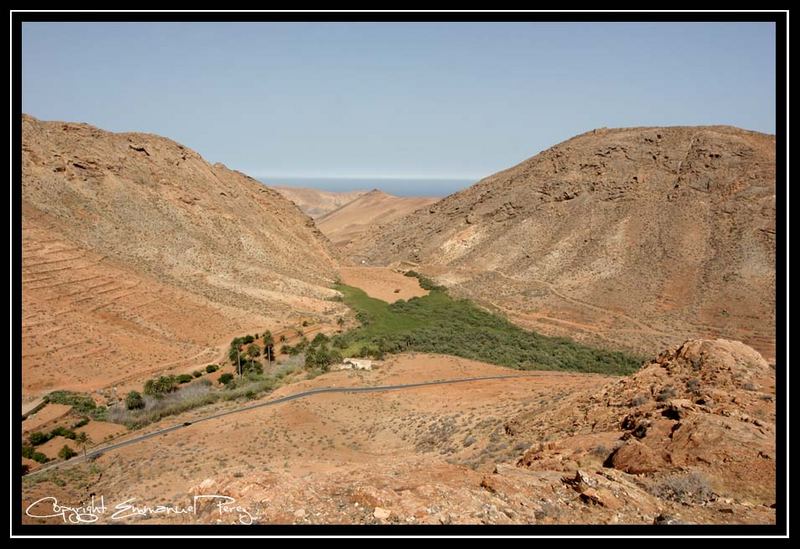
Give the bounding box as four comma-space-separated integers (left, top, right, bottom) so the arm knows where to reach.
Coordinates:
22, 22, 776, 193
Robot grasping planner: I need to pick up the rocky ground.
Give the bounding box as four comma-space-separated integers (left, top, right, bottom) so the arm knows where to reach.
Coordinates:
22, 340, 775, 525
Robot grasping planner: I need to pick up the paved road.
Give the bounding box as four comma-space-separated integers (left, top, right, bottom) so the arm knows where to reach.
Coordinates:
26, 373, 539, 477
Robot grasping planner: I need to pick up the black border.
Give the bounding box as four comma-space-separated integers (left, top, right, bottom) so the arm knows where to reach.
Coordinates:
11, 10, 788, 538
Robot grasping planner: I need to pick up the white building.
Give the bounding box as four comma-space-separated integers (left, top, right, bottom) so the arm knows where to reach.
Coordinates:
338, 358, 372, 371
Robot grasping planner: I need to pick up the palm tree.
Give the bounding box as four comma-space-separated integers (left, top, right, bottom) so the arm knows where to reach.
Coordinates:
76, 432, 92, 458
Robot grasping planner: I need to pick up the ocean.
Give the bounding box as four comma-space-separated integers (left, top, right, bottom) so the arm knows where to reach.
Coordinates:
258, 176, 476, 198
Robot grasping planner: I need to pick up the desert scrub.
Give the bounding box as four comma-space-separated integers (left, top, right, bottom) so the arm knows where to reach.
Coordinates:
651, 471, 714, 504
107, 376, 277, 429
333, 282, 643, 375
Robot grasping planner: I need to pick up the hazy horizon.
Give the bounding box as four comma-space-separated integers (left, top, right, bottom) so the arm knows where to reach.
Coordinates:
261, 175, 474, 197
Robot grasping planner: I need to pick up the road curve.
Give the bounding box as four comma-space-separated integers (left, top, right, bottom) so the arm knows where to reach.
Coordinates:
26, 373, 542, 477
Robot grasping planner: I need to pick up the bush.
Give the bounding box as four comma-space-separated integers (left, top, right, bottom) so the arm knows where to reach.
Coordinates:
125, 391, 145, 410
242, 335, 255, 344
311, 333, 329, 347
144, 375, 178, 396
652, 471, 714, 503
192, 370, 203, 378
23, 444, 49, 463
71, 417, 90, 429
206, 364, 219, 374
656, 386, 677, 402
177, 374, 193, 384
28, 431, 50, 446
58, 445, 78, 460
50, 426, 77, 440
219, 373, 235, 385
46, 391, 97, 414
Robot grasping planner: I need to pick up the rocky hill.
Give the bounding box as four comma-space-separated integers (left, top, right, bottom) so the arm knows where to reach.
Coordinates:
350, 126, 776, 359
317, 189, 438, 252
271, 185, 368, 219
21, 115, 345, 396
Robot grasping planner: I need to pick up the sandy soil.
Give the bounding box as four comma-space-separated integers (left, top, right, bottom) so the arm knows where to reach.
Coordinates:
339, 267, 428, 303
22, 404, 72, 434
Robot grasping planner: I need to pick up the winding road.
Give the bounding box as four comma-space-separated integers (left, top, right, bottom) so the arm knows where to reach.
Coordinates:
26, 373, 540, 477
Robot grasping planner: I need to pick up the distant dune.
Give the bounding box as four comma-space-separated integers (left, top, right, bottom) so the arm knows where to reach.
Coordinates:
316, 189, 439, 253
271, 185, 369, 218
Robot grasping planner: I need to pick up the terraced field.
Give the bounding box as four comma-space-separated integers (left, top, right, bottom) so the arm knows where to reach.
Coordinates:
22, 206, 273, 397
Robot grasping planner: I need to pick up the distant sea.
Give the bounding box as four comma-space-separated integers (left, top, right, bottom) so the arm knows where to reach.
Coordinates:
258, 176, 476, 198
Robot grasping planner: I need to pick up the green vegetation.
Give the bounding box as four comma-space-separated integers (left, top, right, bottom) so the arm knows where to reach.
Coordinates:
125, 391, 145, 410
192, 370, 203, 378
28, 426, 78, 446
205, 364, 219, 374
219, 373, 235, 385
177, 374, 194, 384
332, 280, 643, 375
58, 445, 78, 460
246, 343, 261, 358
143, 375, 178, 396
46, 390, 107, 420
22, 445, 49, 463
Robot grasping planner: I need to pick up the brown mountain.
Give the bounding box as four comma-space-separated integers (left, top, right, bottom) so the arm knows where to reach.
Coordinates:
21, 115, 345, 396
317, 189, 439, 252
350, 126, 776, 359
271, 185, 369, 219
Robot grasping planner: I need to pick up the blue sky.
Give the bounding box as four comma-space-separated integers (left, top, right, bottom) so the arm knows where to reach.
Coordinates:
22, 22, 776, 187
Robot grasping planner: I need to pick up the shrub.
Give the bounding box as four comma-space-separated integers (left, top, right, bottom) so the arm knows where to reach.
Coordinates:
311, 333, 329, 347
32, 451, 49, 463
28, 432, 51, 446
50, 426, 77, 440
656, 385, 677, 402
71, 417, 90, 429
652, 471, 714, 503
242, 335, 255, 344
177, 374, 193, 384
46, 391, 97, 414
125, 391, 145, 410
302, 320, 309, 327
58, 445, 78, 460
219, 373, 235, 385
192, 370, 203, 378
279, 335, 287, 343
206, 364, 219, 374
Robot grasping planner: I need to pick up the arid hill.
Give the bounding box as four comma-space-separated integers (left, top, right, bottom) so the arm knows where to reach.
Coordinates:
350, 126, 776, 359
271, 185, 368, 219
21, 115, 346, 397
317, 189, 438, 252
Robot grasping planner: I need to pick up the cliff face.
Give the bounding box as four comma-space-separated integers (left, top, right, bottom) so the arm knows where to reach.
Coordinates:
352, 126, 776, 359
22, 115, 344, 395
